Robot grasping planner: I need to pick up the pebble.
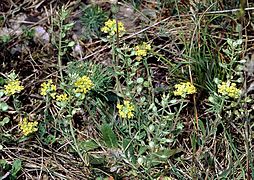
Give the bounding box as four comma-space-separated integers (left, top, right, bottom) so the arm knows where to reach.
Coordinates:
33, 26, 50, 44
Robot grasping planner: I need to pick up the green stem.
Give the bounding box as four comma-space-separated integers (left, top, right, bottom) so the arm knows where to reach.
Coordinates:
58, 19, 63, 82
175, 99, 186, 119
13, 96, 18, 111
69, 116, 88, 166
112, 39, 123, 96
143, 59, 154, 105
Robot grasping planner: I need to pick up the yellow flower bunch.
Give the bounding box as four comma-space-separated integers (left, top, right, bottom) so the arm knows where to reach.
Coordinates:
56, 93, 68, 102
4, 79, 24, 96
101, 19, 125, 37
174, 82, 196, 97
19, 117, 38, 136
40, 79, 57, 99
117, 100, 134, 119
218, 81, 241, 99
74, 75, 94, 95
134, 42, 151, 61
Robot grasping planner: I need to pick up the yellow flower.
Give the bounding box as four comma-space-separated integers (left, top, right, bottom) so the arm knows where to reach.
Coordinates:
19, 117, 38, 136
4, 79, 24, 96
218, 81, 241, 99
117, 100, 135, 119
101, 19, 125, 37
136, 49, 147, 57
56, 93, 68, 102
174, 82, 196, 97
51, 84, 57, 91
74, 76, 94, 95
134, 42, 151, 61
40, 79, 56, 99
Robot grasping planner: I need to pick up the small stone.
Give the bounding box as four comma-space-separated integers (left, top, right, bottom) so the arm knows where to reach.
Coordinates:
33, 26, 49, 44
140, 8, 157, 23
72, 43, 84, 57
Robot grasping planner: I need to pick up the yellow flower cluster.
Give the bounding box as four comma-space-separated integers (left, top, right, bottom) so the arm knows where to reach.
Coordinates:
101, 19, 125, 37
56, 93, 68, 102
19, 118, 38, 136
4, 79, 24, 96
74, 76, 94, 95
117, 100, 134, 119
40, 79, 57, 99
218, 81, 241, 99
174, 82, 196, 97
134, 42, 151, 61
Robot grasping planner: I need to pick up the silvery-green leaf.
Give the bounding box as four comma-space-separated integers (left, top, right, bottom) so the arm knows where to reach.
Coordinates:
137, 77, 144, 84
67, 41, 75, 47
0, 102, 8, 112
0, 117, 10, 127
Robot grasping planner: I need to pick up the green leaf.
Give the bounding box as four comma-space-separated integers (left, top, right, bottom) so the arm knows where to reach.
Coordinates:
67, 41, 75, 47
78, 140, 99, 153
0, 159, 7, 166
219, 167, 232, 178
123, 139, 136, 163
191, 133, 197, 152
199, 119, 206, 137
63, 22, 74, 31
154, 149, 181, 159
148, 148, 182, 166
89, 154, 105, 165
0, 34, 10, 43
45, 135, 56, 145
101, 123, 118, 148
0, 117, 10, 127
0, 91, 4, 97
11, 159, 22, 177
176, 122, 184, 130
138, 146, 148, 156
61, 32, 66, 38
136, 85, 143, 94
227, 38, 233, 47
0, 102, 8, 112
136, 77, 144, 84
